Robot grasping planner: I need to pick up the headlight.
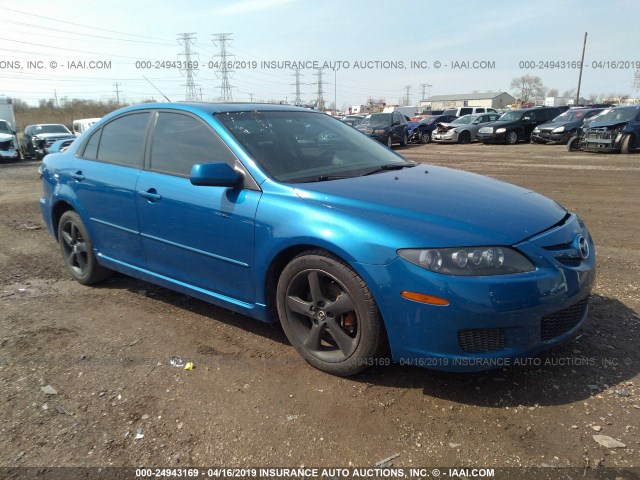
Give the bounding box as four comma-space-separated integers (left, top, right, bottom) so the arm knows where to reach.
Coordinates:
533, 127, 540, 133
615, 132, 623, 142
373, 129, 386, 134
398, 247, 535, 276
552, 126, 565, 133
495, 128, 506, 134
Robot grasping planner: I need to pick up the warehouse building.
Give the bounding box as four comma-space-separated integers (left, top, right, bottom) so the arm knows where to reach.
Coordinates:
421, 91, 516, 110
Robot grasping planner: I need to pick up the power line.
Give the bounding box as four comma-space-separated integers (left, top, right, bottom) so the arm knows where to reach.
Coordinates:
212, 33, 235, 102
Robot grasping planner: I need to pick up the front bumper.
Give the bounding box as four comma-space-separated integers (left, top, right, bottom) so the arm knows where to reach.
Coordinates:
477, 131, 507, 144
432, 131, 459, 143
531, 131, 571, 144
357, 214, 596, 371
0, 149, 20, 160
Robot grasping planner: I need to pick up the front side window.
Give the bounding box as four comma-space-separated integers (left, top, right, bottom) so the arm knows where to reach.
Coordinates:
97, 113, 150, 168
216, 110, 409, 183
150, 112, 237, 177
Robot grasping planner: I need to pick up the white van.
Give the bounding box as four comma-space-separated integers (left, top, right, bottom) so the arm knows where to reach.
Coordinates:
72, 118, 101, 136
442, 107, 497, 117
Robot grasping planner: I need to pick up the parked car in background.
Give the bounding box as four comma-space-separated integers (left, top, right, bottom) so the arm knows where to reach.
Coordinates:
340, 115, 366, 127
531, 108, 605, 145
72, 118, 101, 136
0, 119, 21, 161
432, 113, 502, 144
477, 107, 561, 144
21, 124, 76, 159
355, 111, 408, 147
567, 105, 640, 153
39, 102, 595, 376
442, 106, 498, 117
407, 114, 458, 143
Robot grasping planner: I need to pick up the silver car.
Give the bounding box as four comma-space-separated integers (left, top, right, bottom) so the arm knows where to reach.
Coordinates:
432, 113, 501, 144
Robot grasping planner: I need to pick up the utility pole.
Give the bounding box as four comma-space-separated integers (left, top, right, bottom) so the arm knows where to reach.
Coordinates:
53, 89, 58, 107
291, 69, 303, 106
177, 33, 199, 101
212, 33, 235, 102
576, 32, 588, 107
113, 83, 121, 105
249, 93, 254, 102
314, 69, 325, 111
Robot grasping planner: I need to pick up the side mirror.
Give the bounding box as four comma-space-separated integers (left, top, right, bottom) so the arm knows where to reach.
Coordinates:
190, 162, 242, 187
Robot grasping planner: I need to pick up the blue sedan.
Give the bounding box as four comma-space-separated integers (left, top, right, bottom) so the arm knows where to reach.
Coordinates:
39, 103, 595, 376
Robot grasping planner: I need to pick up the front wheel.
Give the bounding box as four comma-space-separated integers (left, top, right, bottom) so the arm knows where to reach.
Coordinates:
276, 251, 387, 376
621, 134, 634, 154
458, 131, 471, 144
567, 136, 580, 152
506, 131, 518, 145
401, 133, 408, 146
420, 131, 431, 144
58, 211, 111, 285
386, 135, 393, 148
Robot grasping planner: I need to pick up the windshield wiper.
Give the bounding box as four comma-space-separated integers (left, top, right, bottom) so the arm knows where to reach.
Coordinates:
362, 162, 417, 176
314, 174, 353, 182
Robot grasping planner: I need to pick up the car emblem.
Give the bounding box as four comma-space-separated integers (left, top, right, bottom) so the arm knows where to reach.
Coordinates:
575, 234, 589, 260
317, 311, 326, 322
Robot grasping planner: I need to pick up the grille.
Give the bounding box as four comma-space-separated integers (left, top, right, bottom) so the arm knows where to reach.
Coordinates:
540, 297, 589, 341
458, 328, 505, 353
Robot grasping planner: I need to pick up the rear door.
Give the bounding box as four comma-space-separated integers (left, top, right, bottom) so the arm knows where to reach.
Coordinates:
71, 112, 150, 267
136, 111, 261, 303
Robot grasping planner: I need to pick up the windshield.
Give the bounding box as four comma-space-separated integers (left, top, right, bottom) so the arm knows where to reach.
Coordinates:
33, 125, 71, 134
497, 111, 524, 122
216, 111, 410, 183
360, 113, 391, 125
0, 121, 12, 134
451, 115, 478, 125
588, 107, 638, 123
552, 110, 590, 122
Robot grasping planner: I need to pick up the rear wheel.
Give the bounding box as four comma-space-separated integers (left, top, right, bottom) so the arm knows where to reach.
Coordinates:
58, 211, 111, 285
276, 251, 387, 376
506, 131, 518, 145
458, 131, 471, 144
621, 134, 634, 154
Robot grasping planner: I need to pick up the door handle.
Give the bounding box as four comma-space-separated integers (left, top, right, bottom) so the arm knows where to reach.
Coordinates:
71, 171, 85, 181
139, 189, 162, 202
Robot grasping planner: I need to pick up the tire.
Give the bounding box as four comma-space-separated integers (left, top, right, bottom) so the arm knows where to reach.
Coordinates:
401, 133, 408, 146
506, 131, 518, 145
621, 134, 633, 154
386, 135, 393, 148
567, 136, 580, 152
57, 211, 111, 285
276, 250, 387, 376
458, 131, 471, 144
420, 131, 431, 144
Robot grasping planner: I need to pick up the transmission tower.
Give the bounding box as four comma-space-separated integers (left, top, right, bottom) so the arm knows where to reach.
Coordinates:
403, 85, 412, 106
291, 69, 303, 106
177, 33, 199, 101
212, 33, 235, 102
314, 69, 325, 111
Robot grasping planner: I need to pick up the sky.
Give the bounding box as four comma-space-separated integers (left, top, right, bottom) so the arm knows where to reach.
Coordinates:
1, 0, 639, 108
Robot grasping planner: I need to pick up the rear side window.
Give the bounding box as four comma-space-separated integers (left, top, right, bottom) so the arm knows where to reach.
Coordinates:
97, 113, 150, 168
460, 108, 472, 116
82, 129, 101, 160
476, 108, 485, 113
150, 112, 237, 177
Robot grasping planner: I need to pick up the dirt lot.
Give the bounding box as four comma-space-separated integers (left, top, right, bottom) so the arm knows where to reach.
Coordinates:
1, 143, 639, 474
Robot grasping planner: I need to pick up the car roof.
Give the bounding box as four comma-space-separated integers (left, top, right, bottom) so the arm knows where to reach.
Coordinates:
121, 102, 317, 115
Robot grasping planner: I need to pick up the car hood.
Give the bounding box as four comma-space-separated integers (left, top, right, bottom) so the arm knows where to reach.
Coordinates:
537, 121, 579, 130
293, 165, 566, 247
33, 132, 74, 139
0, 133, 15, 142
585, 120, 629, 129
356, 123, 390, 131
